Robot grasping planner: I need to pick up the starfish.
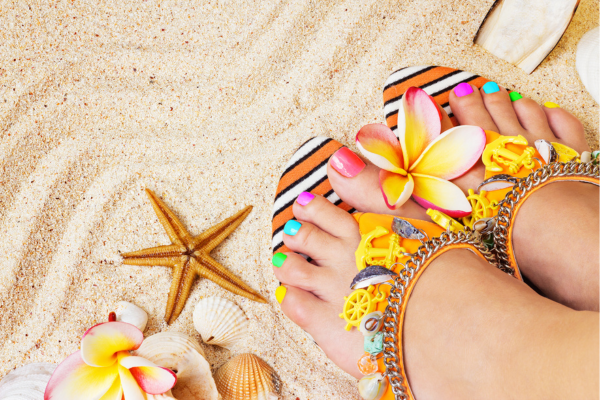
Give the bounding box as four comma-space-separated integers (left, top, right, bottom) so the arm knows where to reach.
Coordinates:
122, 189, 266, 324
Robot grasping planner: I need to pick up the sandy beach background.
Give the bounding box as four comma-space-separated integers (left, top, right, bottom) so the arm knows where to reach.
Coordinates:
0, 0, 598, 398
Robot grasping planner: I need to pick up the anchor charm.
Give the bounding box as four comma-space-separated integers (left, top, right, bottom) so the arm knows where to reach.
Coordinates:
482, 135, 536, 174
355, 226, 407, 271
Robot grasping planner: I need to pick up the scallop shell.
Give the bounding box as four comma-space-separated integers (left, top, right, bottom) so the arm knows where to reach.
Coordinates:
576, 27, 599, 103
115, 301, 148, 331
475, 0, 579, 73
193, 296, 248, 350
133, 332, 218, 400
214, 354, 281, 400
0, 363, 56, 400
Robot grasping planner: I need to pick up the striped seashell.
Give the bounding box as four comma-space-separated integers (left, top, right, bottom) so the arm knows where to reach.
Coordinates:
0, 363, 56, 400
133, 332, 218, 400
193, 296, 248, 350
214, 354, 281, 400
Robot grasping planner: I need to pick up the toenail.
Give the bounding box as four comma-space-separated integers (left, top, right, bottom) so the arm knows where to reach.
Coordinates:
297, 192, 315, 206
330, 147, 366, 178
272, 252, 287, 268
509, 91, 523, 101
275, 285, 287, 304
544, 101, 560, 108
482, 81, 500, 94
453, 82, 473, 97
284, 220, 302, 236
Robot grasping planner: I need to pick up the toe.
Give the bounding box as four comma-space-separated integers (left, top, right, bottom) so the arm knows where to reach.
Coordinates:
276, 284, 364, 378
511, 96, 556, 142
328, 148, 428, 219
292, 193, 360, 243
480, 83, 527, 137
449, 82, 499, 132
542, 104, 591, 153
282, 219, 347, 264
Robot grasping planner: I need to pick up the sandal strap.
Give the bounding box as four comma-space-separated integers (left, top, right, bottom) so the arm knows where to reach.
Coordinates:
492, 160, 600, 277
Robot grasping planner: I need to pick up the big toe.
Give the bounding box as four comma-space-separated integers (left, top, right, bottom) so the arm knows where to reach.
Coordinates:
543, 103, 591, 153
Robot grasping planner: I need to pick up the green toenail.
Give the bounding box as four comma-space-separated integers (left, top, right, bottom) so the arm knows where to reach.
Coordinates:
272, 253, 287, 268
509, 92, 523, 102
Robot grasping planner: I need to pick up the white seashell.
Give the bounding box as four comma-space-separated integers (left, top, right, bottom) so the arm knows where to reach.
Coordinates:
193, 296, 248, 350
133, 332, 218, 400
115, 301, 148, 331
0, 363, 56, 400
147, 390, 177, 399
576, 27, 599, 103
581, 151, 592, 163
358, 373, 388, 400
214, 354, 281, 400
475, 0, 579, 73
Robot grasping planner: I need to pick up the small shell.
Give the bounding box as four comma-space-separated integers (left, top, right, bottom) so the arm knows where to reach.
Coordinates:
133, 332, 218, 400
193, 296, 248, 350
0, 363, 57, 400
214, 354, 281, 400
115, 301, 148, 331
358, 373, 388, 400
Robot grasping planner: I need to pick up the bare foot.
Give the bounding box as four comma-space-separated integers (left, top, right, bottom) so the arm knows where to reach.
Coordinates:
328, 83, 590, 218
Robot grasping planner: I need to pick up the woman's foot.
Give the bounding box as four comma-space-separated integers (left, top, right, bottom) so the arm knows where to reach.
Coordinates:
328, 83, 591, 217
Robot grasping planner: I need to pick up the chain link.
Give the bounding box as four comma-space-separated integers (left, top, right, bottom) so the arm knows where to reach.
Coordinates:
492, 161, 599, 274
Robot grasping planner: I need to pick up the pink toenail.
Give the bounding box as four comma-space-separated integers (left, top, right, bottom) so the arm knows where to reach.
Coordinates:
297, 192, 315, 206
330, 147, 365, 178
454, 82, 473, 97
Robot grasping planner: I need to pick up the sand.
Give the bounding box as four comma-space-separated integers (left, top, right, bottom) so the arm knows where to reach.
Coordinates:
0, 0, 597, 398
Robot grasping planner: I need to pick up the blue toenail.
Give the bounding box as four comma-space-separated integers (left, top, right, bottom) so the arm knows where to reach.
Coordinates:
482, 82, 500, 94
284, 220, 302, 236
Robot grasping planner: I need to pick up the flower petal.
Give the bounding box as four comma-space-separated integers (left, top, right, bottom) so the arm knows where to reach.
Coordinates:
82, 322, 144, 367
356, 123, 406, 173
99, 377, 123, 400
44, 351, 119, 400
410, 125, 486, 179
120, 356, 177, 394
379, 170, 414, 209
399, 87, 441, 168
412, 173, 472, 218
119, 365, 146, 400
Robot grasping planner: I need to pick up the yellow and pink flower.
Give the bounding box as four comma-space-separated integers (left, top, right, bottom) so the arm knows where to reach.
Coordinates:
356, 87, 486, 218
45, 322, 176, 400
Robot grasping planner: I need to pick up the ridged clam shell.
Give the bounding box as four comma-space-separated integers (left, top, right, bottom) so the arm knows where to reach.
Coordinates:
115, 301, 148, 331
193, 296, 248, 350
0, 363, 56, 400
133, 332, 218, 400
214, 354, 281, 400
576, 27, 599, 103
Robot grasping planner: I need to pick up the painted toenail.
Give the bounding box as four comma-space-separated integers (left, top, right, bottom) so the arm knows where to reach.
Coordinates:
482, 81, 500, 94
509, 91, 523, 101
453, 82, 473, 97
275, 285, 287, 304
284, 220, 302, 236
330, 147, 365, 178
272, 253, 287, 268
544, 101, 560, 108
297, 192, 315, 206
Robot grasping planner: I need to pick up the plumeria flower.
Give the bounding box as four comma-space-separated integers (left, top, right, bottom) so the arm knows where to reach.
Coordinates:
356, 87, 486, 218
45, 322, 176, 400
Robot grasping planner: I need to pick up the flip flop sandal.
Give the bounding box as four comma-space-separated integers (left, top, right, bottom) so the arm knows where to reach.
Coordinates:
272, 65, 491, 254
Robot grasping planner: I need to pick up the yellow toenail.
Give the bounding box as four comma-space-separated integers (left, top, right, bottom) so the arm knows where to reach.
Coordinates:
544, 101, 560, 108
275, 286, 287, 304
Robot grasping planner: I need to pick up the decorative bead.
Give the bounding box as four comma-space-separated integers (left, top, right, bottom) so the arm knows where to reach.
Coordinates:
357, 353, 379, 375
364, 332, 384, 355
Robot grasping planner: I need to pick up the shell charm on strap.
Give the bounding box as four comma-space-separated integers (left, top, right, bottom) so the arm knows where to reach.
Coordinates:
133, 332, 218, 400
0, 363, 57, 400
358, 373, 388, 400
214, 353, 281, 400
114, 301, 148, 331
193, 296, 249, 350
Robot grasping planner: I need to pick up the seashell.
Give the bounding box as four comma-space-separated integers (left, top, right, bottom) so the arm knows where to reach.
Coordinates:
214, 354, 281, 400
350, 265, 398, 290
475, 0, 579, 73
115, 301, 148, 331
147, 390, 177, 400
392, 218, 425, 240
133, 332, 218, 400
358, 373, 388, 400
576, 27, 599, 103
535, 139, 558, 164
0, 363, 56, 400
193, 296, 248, 350
359, 311, 384, 337
477, 174, 518, 193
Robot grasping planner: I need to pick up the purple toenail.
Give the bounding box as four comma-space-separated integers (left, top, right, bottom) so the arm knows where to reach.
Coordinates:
454, 82, 474, 97
297, 192, 315, 206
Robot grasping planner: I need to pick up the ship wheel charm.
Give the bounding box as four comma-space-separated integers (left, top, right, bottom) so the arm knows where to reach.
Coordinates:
339, 285, 386, 331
